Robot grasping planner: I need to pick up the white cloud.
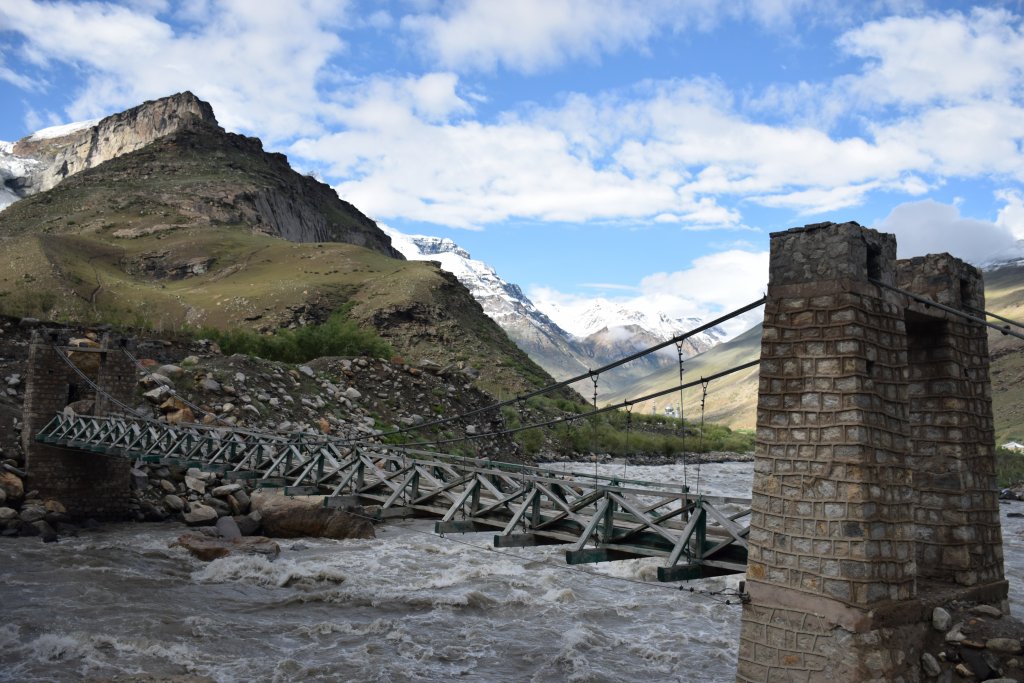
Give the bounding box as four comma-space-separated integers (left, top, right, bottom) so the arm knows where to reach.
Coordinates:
399, 0, 902, 75
0, 0, 351, 142
871, 102, 1024, 182
400, 0, 663, 73
530, 248, 769, 339
291, 75, 953, 228
877, 199, 1018, 264
839, 8, 1024, 108
2, 1, 1022, 238
996, 189, 1024, 241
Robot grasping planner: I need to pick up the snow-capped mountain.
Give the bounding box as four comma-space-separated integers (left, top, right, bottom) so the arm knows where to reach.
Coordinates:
0, 140, 43, 211
382, 226, 724, 394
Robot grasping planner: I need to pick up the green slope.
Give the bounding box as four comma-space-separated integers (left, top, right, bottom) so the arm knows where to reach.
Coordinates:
601, 323, 762, 429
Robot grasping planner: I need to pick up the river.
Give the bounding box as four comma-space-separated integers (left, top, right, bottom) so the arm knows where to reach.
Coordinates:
3, 461, 1024, 683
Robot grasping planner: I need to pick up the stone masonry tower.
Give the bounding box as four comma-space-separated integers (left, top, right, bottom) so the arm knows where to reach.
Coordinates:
736, 222, 1006, 682
20, 330, 138, 520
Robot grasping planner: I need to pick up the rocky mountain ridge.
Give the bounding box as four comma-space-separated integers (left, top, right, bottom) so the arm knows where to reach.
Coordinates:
383, 227, 721, 393
2, 92, 215, 205
0, 92, 402, 259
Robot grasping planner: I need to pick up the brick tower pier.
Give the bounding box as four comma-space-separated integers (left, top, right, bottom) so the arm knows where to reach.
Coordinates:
736, 222, 1007, 682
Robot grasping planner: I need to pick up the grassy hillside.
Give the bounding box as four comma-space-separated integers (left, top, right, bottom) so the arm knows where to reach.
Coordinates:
0, 125, 555, 399
601, 324, 762, 429
982, 263, 1024, 444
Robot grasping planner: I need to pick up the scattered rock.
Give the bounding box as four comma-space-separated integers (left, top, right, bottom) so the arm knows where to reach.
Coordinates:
212, 483, 242, 497
0, 471, 24, 503
234, 511, 262, 536
298, 365, 315, 378
216, 515, 242, 541
139, 372, 173, 388
933, 607, 953, 632
143, 385, 173, 403
200, 377, 222, 393
163, 495, 186, 512
973, 605, 1005, 619
157, 364, 184, 378
987, 638, 1022, 654
182, 503, 218, 526
921, 652, 942, 677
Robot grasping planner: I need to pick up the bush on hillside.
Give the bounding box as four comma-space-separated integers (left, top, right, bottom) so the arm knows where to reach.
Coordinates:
198, 310, 393, 364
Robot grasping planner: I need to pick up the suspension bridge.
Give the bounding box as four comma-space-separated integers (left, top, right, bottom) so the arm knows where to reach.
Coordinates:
28, 269, 1024, 583
17, 222, 1024, 681
30, 297, 766, 582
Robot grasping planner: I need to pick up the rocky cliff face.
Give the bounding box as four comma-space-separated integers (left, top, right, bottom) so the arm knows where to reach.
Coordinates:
7, 92, 216, 198
0, 93, 402, 259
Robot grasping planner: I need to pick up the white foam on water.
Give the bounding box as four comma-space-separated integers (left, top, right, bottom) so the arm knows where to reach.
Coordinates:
193, 553, 348, 588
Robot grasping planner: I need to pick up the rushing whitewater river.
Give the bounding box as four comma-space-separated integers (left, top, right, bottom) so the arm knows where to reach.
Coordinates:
3, 461, 1024, 683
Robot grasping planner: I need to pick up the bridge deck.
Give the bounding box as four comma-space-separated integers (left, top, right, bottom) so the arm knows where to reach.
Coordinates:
36, 414, 750, 581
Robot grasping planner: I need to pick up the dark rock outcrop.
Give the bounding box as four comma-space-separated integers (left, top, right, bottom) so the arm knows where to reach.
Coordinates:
251, 491, 374, 540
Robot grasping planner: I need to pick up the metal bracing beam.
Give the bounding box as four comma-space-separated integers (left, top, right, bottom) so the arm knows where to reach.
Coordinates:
34, 413, 751, 580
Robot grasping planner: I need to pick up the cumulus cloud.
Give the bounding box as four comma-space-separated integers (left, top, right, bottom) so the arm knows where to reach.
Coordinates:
1, 2, 1022, 237
0, 0, 351, 141
399, 0, 664, 74
839, 7, 1024, 108
877, 199, 1018, 264
996, 189, 1024, 240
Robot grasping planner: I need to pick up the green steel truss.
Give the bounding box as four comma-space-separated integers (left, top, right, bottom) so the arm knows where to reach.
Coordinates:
36, 413, 750, 580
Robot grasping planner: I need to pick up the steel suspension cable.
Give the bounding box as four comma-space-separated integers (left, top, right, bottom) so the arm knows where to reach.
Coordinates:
390, 359, 761, 450
870, 279, 1024, 342
371, 296, 767, 441
962, 305, 1024, 335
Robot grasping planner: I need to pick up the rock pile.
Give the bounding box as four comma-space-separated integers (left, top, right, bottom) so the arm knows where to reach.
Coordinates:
0, 464, 69, 542
922, 603, 1024, 681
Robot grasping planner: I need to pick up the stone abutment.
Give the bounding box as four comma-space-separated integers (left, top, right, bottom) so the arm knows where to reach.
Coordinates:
20, 330, 136, 520
737, 222, 1007, 682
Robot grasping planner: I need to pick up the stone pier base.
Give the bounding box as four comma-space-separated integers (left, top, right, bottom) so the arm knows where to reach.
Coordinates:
737, 222, 1007, 682
20, 330, 137, 520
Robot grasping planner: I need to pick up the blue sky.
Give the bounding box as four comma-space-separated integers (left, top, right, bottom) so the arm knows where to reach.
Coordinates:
1, 0, 1023, 334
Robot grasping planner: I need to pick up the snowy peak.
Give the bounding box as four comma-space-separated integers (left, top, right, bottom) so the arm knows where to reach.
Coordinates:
382, 226, 558, 325
542, 297, 723, 345
380, 225, 724, 394
407, 235, 471, 259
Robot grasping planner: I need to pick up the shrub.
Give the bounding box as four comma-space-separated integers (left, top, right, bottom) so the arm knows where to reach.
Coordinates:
197, 309, 392, 364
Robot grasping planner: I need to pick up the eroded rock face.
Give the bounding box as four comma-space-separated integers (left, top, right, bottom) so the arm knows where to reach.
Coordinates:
250, 491, 374, 540
10, 92, 216, 195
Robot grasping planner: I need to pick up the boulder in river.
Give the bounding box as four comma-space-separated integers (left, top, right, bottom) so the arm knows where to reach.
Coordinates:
172, 532, 280, 561
251, 492, 374, 540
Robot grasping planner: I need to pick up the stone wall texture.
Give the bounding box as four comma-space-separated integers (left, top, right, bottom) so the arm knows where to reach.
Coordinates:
737, 222, 1007, 683
21, 331, 135, 520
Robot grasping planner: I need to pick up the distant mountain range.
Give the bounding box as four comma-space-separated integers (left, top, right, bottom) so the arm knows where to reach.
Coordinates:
383, 227, 723, 395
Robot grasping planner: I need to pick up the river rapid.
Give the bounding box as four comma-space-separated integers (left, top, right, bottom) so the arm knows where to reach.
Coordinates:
3, 461, 1024, 683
